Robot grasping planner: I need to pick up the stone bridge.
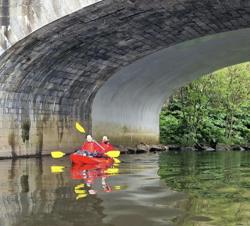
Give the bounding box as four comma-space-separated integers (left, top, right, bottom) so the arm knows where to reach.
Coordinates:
0, 0, 250, 157
0, 0, 101, 53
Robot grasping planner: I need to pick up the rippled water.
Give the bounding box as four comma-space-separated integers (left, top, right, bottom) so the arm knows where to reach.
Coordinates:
0, 152, 250, 226
159, 151, 250, 226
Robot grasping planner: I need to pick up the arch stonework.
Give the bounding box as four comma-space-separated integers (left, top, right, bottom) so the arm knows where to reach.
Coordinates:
0, 0, 250, 156
0, 0, 101, 53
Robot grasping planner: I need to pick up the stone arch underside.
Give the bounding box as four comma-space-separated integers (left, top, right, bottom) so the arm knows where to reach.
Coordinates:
0, 0, 250, 156
92, 28, 250, 144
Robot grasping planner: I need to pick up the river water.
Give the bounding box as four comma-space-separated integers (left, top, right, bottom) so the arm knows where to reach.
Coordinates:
0, 152, 250, 226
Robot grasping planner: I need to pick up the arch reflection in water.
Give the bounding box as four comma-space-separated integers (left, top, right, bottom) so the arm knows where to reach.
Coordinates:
0, 154, 195, 226
0, 157, 119, 226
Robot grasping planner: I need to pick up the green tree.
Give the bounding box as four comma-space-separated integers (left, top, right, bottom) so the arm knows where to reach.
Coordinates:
160, 62, 250, 146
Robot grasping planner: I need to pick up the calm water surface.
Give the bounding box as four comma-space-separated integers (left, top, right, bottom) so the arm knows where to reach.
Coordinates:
0, 152, 250, 226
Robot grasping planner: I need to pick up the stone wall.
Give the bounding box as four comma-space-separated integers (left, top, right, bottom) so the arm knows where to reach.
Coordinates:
0, 0, 101, 54
0, 0, 250, 156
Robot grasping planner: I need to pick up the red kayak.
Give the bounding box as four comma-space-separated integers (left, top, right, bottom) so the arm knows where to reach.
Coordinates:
70, 153, 114, 166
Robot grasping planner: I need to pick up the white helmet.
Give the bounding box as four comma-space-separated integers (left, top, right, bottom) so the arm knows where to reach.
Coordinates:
102, 136, 109, 142
86, 135, 92, 142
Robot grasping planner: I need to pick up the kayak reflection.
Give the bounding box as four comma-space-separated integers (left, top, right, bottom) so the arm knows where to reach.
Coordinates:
71, 164, 120, 200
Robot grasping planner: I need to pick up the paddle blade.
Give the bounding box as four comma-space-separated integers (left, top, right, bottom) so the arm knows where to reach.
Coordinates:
104, 168, 119, 174
74, 189, 87, 194
51, 151, 65, 158
76, 194, 88, 200
113, 185, 128, 191
106, 150, 120, 158
75, 184, 85, 189
113, 158, 121, 164
51, 166, 65, 173
105, 168, 119, 174
75, 122, 86, 133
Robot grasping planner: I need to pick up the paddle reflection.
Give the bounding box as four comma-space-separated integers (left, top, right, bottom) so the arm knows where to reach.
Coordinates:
70, 164, 120, 200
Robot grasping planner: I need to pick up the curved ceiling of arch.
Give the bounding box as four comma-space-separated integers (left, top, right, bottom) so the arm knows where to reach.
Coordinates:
92, 28, 250, 143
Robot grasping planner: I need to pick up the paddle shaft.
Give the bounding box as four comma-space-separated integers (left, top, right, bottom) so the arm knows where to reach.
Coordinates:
93, 139, 105, 151
75, 122, 109, 152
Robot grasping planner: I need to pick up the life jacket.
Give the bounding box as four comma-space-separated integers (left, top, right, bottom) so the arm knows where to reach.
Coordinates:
100, 142, 114, 152
81, 141, 102, 153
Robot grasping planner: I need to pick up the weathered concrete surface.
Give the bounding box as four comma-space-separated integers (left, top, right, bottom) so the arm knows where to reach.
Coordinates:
0, 0, 101, 53
92, 28, 250, 144
0, 0, 250, 156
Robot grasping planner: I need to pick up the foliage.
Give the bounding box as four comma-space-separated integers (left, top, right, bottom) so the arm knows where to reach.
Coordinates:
160, 62, 250, 146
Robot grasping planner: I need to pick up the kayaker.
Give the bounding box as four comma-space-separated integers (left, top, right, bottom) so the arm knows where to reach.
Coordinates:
100, 136, 114, 153
80, 135, 103, 157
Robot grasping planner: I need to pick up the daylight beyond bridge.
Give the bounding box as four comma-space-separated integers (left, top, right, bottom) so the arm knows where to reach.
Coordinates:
0, 0, 250, 157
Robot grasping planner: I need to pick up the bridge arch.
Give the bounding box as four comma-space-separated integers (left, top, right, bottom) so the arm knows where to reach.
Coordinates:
92, 28, 250, 144
0, 0, 250, 156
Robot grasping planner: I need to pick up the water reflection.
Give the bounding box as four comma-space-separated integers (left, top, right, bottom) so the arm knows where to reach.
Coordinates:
158, 151, 250, 226
5, 152, 249, 226
70, 164, 120, 200
0, 157, 112, 226
0, 154, 186, 226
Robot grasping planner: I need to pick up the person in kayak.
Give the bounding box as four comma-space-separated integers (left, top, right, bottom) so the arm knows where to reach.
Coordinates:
100, 136, 114, 153
80, 135, 103, 157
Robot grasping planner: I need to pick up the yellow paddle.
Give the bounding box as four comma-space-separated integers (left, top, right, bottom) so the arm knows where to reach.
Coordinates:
113, 158, 121, 164
50, 165, 65, 173
74, 184, 88, 200
51, 150, 120, 159
75, 183, 85, 189
51, 122, 121, 162
104, 168, 119, 174
51, 151, 66, 158
74, 189, 87, 194
75, 122, 85, 133
74, 122, 121, 161
105, 150, 120, 158
76, 125, 121, 158
76, 193, 88, 200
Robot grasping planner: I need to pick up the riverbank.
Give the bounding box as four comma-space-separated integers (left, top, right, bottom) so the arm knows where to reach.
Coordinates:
0, 143, 249, 160
117, 143, 250, 154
